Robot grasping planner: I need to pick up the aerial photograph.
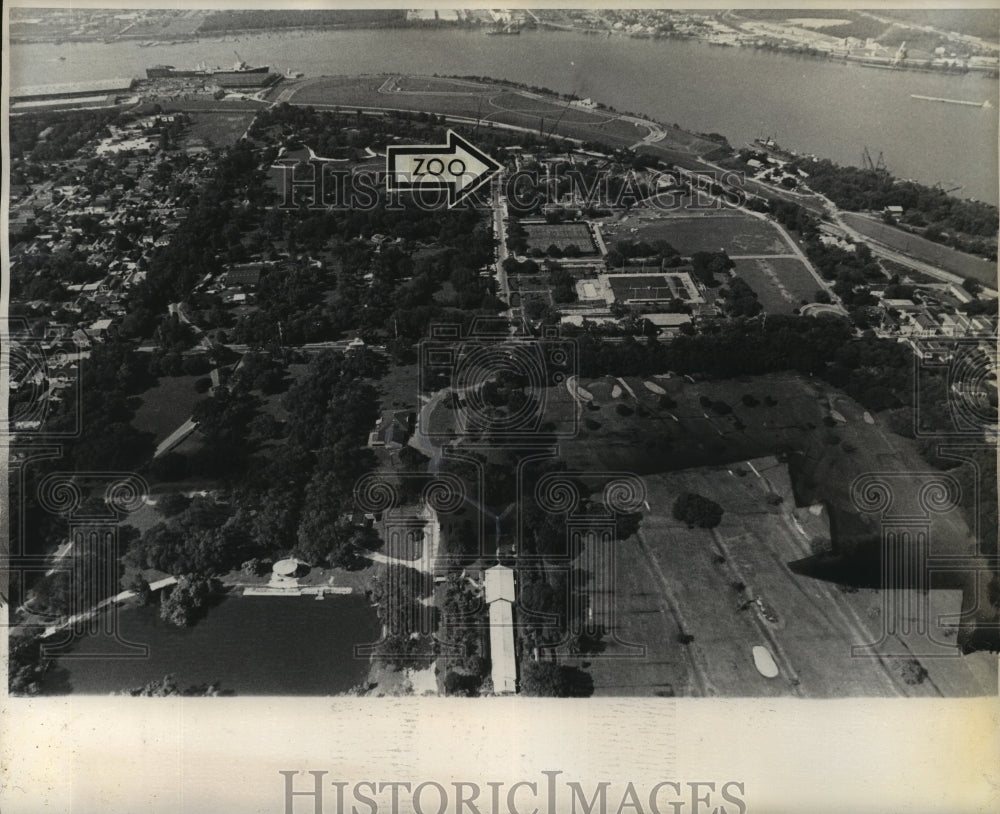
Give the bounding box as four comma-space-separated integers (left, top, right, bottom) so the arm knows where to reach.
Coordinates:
4, 5, 998, 706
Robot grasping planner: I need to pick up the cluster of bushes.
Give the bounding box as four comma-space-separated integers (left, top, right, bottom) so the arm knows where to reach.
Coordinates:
672, 492, 724, 529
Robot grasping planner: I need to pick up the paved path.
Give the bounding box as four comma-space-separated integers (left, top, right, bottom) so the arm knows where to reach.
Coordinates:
38, 576, 178, 639
154, 418, 197, 458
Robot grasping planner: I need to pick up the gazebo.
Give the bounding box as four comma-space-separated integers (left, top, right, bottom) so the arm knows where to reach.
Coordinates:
272, 558, 302, 581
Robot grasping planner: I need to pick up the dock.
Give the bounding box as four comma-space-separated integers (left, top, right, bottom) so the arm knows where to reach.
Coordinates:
242, 585, 352, 597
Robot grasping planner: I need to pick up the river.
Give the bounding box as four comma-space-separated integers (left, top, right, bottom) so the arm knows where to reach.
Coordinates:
41, 593, 380, 695
10, 27, 999, 204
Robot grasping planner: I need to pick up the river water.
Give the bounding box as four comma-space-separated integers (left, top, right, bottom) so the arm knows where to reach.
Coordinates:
41, 594, 380, 695
11, 27, 999, 203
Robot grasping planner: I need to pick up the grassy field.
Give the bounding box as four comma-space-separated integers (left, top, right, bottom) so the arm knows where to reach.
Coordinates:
182, 111, 258, 146
732, 257, 820, 313
420, 369, 975, 556
417, 365, 991, 695
561, 372, 973, 550
607, 212, 789, 256
555, 372, 989, 696
842, 212, 998, 287
524, 222, 596, 253
285, 74, 722, 158
132, 374, 208, 444
585, 457, 986, 696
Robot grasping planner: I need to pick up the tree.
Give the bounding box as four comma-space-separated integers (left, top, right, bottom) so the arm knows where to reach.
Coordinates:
8, 633, 48, 695
156, 493, 192, 518
519, 659, 571, 697
399, 444, 431, 471
159, 575, 214, 626
962, 277, 983, 296
121, 675, 231, 696
129, 572, 153, 606
672, 492, 724, 529
443, 670, 479, 696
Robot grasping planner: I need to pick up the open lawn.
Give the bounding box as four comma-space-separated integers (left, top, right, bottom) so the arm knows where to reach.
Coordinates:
582, 456, 990, 696
182, 111, 258, 146
842, 212, 998, 287
560, 371, 975, 553
732, 257, 821, 313
132, 375, 208, 444
524, 222, 596, 254
610, 213, 789, 256
285, 74, 723, 159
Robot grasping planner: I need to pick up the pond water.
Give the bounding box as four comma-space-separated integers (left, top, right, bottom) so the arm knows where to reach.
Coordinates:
41, 592, 381, 695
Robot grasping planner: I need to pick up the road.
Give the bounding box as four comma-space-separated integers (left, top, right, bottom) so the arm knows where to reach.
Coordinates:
491, 173, 518, 319
154, 418, 197, 458
823, 215, 999, 297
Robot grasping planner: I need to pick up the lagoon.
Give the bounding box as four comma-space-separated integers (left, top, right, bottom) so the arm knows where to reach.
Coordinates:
41, 593, 380, 695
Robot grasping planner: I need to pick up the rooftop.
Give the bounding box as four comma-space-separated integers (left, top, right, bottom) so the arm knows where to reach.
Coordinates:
488, 599, 517, 694
484, 564, 515, 604
13, 78, 136, 98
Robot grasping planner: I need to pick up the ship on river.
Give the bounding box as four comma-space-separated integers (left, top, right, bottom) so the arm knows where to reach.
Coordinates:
146, 53, 270, 80
911, 94, 992, 108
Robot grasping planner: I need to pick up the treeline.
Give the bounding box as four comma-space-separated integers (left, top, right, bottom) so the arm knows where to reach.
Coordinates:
789, 157, 998, 239
9, 108, 120, 163
255, 101, 544, 160
576, 315, 997, 571
605, 238, 683, 269
572, 316, 922, 412
197, 9, 407, 32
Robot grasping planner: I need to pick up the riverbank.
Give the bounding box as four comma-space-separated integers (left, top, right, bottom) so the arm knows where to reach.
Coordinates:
10, 28, 997, 202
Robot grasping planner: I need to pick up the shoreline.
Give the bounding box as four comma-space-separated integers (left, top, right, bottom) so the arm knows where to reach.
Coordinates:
11, 23, 999, 80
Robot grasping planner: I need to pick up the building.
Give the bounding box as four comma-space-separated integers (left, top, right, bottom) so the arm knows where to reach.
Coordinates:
484, 564, 517, 695
224, 263, 264, 289
214, 71, 281, 89
641, 312, 693, 334
11, 78, 136, 103
604, 271, 704, 306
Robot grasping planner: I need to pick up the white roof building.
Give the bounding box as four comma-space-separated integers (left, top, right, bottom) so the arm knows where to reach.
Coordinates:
484, 564, 515, 604
484, 564, 517, 694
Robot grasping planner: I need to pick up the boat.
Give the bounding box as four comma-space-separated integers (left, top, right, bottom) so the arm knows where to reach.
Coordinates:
146, 65, 208, 79
911, 94, 991, 108
146, 55, 270, 81
211, 52, 270, 80
486, 23, 521, 35
213, 62, 270, 77
747, 135, 799, 161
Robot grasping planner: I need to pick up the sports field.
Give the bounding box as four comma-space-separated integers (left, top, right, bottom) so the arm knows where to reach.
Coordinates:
523, 222, 596, 253
183, 111, 258, 146
732, 257, 820, 313
606, 212, 790, 256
